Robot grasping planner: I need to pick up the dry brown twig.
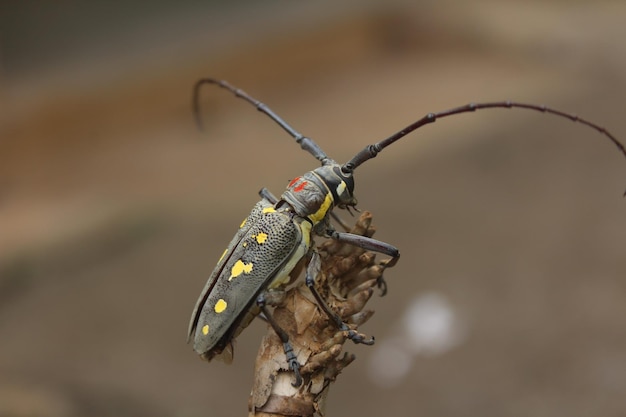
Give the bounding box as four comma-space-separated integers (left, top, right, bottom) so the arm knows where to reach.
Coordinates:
249, 211, 390, 417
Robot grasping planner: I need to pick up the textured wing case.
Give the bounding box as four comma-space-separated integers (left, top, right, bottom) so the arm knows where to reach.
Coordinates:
187, 199, 271, 341
190, 202, 304, 357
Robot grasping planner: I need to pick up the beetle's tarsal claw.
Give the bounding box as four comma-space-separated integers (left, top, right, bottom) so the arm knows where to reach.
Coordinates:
376, 276, 388, 296
283, 342, 303, 387
347, 329, 375, 346
291, 367, 303, 388
289, 359, 303, 387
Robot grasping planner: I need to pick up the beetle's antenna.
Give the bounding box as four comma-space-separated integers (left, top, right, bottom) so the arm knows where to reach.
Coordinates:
193, 78, 331, 164
342, 101, 626, 176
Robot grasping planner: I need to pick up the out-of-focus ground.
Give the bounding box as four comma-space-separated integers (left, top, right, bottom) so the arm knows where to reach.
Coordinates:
1, 1, 625, 416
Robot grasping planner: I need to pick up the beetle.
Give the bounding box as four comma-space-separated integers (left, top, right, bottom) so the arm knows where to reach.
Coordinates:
188, 78, 626, 386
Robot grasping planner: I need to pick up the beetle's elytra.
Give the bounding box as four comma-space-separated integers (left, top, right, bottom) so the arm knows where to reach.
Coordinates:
188, 78, 626, 386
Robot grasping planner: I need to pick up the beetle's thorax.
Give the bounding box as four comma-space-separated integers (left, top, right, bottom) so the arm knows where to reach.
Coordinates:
281, 163, 356, 225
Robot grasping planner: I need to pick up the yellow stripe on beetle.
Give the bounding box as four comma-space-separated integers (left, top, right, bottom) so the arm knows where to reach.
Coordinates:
335, 181, 346, 197
308, 193, 333, 224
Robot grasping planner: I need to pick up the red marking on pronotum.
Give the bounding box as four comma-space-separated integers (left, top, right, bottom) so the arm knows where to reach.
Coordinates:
288, 177, 300, 188
294, 181, 308, 192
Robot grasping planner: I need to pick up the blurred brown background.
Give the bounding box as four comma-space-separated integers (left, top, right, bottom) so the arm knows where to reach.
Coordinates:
1, 1, 625, 416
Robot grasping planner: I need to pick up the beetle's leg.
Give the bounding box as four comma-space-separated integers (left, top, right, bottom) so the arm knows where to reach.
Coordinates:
305, 251, 375, 345
325, 229, 400, 296
256, 293, 302, 387
256, 289, 286, 322
259, 187, 279, 204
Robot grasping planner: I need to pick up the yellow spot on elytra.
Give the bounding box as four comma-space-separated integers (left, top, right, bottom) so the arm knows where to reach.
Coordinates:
309, 193, 333, 223
229, 259, 253, 280
262, 207, 276, 214
243, 242, 248, 247
218, 248, 228, 263
239, 218, 247, 228
202, 324, 209, 335
214, 299, 227, 313
255, 232, 268, 244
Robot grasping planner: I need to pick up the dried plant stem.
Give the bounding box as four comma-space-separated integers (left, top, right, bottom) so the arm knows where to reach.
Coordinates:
249, 212, 387, 417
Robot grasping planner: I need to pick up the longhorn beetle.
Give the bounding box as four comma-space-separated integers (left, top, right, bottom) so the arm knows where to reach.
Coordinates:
188, 78, 626, 387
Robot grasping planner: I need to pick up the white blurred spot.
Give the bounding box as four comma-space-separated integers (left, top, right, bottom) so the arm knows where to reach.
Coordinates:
368, 292, 466, 388
404, 292, 464, 356
367, 337, 413, 388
